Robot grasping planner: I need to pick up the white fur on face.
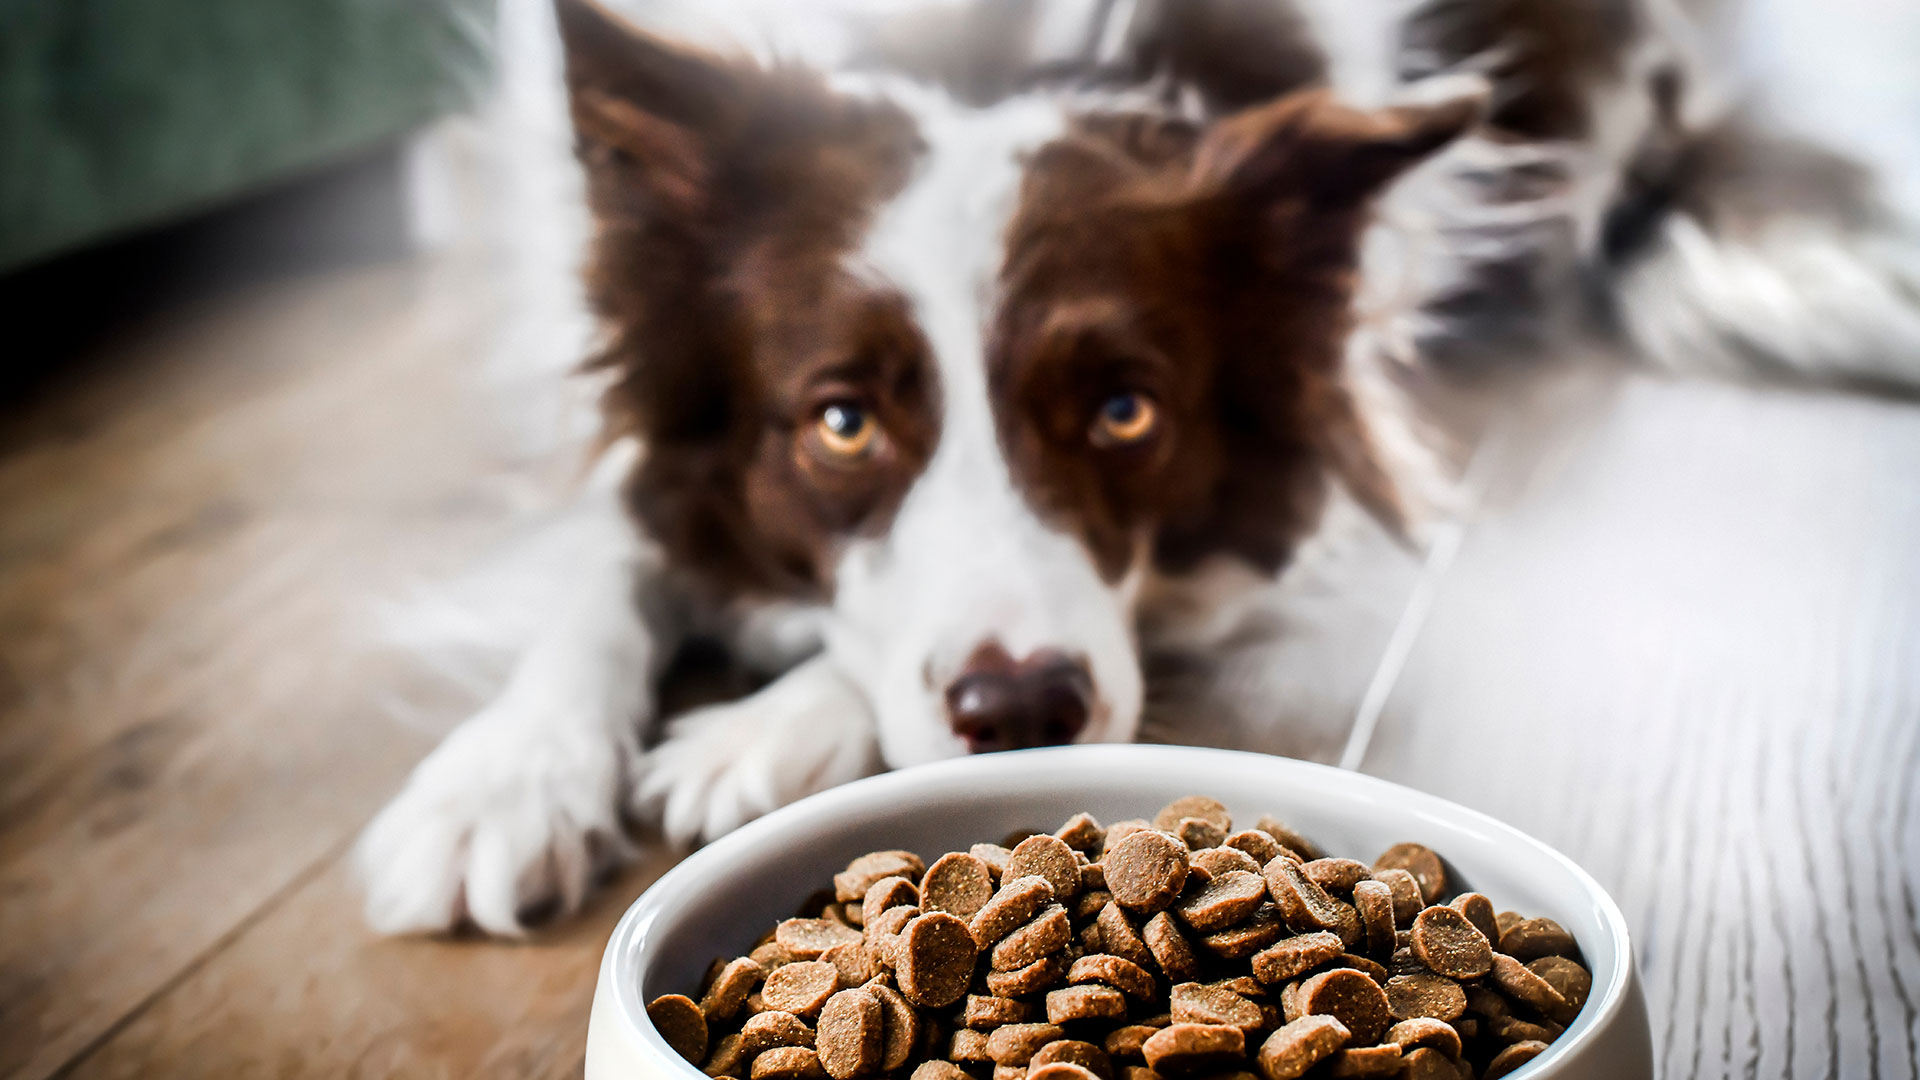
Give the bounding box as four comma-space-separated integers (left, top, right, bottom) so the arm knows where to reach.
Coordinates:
823, 80, 1146, 767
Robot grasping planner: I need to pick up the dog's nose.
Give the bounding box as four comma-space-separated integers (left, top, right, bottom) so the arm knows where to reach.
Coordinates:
944, 645, 1093, 753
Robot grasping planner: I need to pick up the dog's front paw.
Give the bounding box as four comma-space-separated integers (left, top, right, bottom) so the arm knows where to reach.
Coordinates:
355, 709, 633, 936
633, 677, 878, 848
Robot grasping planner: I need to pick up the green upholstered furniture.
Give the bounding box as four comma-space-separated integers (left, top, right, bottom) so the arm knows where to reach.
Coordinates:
0, 0, 496, 272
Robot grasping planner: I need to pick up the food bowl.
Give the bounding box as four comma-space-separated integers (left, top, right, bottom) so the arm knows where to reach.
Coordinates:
586, 745, 1651, 1080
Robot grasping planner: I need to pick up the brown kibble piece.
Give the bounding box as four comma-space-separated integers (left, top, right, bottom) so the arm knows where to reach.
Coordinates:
922, 853, 996, 919
1048, 984, 1129, 1023
1296, 968, 1391, 1045
1385, 1018, 1462, 1058
1105, 1025, 1160, 1059
648, 994, 710, 1063
1450, 892, 1500, 945
1500, 917, 1579, 962
986, 950, 1072, 998
1486, 1040, 1550, 1079
1528, 955, 1594, 1011
1140, 1023, 1245, 1074
753, 1046, 829, 1080
986, 1022, 1067, 1066
705, 1033, 748, 1078
1032, 1038, 1115, 1080
1190, 847, 1261, 878
1490, 954, 1575, 1022
1491, 1014, 1564, 1044
1030, 1066, 1100, 1080
1006, 834, 1084, 901
866, 903, 920, 945
822, 942, 884, 988
1371, 844, 1446, 905
1384, 973, 1466, 1022
913, 1062, 974, 1080
1102, 820, 1151, 855
1107, 831, 1191, 914
1070, 953, 1158, 1001
741, 1011, 816, 1055
1325, 1044, 1403, 1077
1371, 869, 1423, 927
970, 876, 1056, 946
1253, 1014, 1349, 1080
866, 981, 919, 1069
1098, 902, 1156, 969
970, 843, 1013, 881
1174, 870, 1267, 934
951, 1028, 993, 1061
1174, 817, 1227, 851
1169, 982, 1262, 1035
704, 958, 768, 1021
963, 993, 1034, 1029
1222, 830, 1283, 867
1056, 813, 1107, 853
1250, 931, 1344, 984
1333, 953, 1388, 984
1254, 816, 1323, 861
1300, 859, 1371, 896
817, 988, 884, 1079
753, 941, 799, 970
763, 961, 841, 1018
1143, 911, 1201, 982
1122, 1067, 1163, 1080
1351, 880, 1395, 959
1154, 797, 1233, 833
994, 1065, 1024, 1080
895, 912, 979, 1008
1201, 905, 1286, 959
780, 918, 866, 960
1410, 906, 1493, 979
1264, 857, 1345, 933
991, 904, 1072, 970
1399, 1047, 1457, 1080
863, 877, 920, 919
837, 851, 927, 904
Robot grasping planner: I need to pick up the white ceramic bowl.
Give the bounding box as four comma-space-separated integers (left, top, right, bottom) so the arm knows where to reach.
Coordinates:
587, 746, 1651, 1080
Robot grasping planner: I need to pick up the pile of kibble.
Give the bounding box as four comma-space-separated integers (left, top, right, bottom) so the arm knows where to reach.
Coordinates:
645, 798, 1590, 1080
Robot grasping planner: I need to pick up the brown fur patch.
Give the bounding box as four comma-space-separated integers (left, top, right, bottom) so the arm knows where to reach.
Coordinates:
557, 0, 935, 600
990, 92, 1476, 579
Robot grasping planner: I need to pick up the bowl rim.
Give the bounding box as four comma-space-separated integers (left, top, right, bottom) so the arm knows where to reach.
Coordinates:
604, 745, 1634, 1078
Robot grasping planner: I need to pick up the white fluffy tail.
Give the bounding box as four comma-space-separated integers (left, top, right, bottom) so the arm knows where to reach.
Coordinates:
1611, 162, 1920, 392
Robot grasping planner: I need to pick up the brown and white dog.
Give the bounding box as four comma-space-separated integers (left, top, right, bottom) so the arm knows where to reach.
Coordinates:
356, 0, 1920, 934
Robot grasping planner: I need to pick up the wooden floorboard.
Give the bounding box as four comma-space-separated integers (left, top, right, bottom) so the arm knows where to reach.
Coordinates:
0, 222, 591, 1079
1356, 374, 1920, 1080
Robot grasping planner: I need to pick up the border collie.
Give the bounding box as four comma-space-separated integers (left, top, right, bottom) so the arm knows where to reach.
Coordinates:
357, 0, 1920, 934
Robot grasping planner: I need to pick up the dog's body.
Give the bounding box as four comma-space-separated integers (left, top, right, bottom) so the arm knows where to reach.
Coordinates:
357, 0, 1920, 934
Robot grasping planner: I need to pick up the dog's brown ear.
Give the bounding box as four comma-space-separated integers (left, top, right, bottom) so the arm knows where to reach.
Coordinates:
555, 0, 756, 221
1193, 87, 1483, 206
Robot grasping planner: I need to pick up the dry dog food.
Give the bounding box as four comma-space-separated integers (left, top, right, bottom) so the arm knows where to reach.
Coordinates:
650, 799, 1591, 1080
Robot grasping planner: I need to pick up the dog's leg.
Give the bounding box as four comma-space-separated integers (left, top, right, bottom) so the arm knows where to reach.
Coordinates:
633, 654, 881, 848
355, 516, 674, 936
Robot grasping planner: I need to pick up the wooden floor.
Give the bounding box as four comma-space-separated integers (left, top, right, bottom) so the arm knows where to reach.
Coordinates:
5, 78, 1919, 1080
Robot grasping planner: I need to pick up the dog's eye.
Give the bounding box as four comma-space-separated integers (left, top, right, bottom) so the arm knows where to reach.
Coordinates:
815, 402, 877, 457
1091, 392, 1159, 447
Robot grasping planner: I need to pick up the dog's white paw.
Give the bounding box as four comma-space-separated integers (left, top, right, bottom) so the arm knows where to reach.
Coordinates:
355, 708, 634, 936
633, 664, 879, 848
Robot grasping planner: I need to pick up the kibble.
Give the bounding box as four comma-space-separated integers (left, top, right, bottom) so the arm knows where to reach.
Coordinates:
655, 802, 1590, 1080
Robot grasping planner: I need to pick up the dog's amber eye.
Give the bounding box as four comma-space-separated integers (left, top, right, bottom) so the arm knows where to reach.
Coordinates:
816, 403, 877, 457
1091, 392, 1158, 447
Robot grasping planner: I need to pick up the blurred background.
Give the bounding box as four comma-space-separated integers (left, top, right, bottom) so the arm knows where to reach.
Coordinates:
1, 0, 1916, 1077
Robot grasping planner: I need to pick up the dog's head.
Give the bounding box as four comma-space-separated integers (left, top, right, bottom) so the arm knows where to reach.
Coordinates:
557, 0, 1476, 765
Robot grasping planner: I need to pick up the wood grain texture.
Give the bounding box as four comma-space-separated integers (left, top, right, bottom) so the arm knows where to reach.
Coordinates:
1358, 374, 1920, 1080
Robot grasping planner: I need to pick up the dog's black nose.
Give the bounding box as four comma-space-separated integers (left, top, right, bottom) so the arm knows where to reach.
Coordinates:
945, 644, 1093, 753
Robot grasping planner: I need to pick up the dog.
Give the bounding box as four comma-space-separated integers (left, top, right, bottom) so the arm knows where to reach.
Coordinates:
356, 0, 1920, 934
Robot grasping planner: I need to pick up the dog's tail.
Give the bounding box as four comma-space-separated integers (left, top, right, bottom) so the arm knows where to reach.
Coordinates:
1598, 101, 1920, 395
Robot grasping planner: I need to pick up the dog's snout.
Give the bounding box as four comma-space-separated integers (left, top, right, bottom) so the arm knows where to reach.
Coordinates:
944, 644, 1093, 753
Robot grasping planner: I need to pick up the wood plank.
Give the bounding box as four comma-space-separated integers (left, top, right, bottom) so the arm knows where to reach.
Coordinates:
0, 245, 590, 1079
1355, 374, 1920, 1079
56, 851, 676, 1080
